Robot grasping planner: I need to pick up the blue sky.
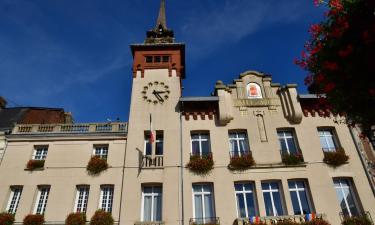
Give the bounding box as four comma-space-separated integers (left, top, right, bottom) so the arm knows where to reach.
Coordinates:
0, 0, 325, 122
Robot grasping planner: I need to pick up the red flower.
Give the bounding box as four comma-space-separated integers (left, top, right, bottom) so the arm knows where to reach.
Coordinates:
315, 74, 325, 84
324, 61, 339, 71
304, 75, 314, 85
323, 82, 336, 93
313, 0, 322, 7
329, 0, 343, 11
338, 45, 353, 57
309, 24, 323, 37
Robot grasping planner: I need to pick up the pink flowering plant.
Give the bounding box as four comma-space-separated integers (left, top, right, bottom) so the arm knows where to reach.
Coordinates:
295, 0, 375, 136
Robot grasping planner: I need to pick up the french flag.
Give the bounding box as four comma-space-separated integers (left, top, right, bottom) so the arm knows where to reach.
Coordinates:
249, 216, 260, 224
149, 114, 155, 144
305, 213, 316, 221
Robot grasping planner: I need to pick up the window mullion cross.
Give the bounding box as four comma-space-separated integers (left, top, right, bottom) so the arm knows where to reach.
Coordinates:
339, 181, 352, 217
290, 182, 304, 215
242, 185, 249, 218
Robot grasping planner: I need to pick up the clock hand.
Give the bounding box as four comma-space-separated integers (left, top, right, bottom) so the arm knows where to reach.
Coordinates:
156, 93, 164, 101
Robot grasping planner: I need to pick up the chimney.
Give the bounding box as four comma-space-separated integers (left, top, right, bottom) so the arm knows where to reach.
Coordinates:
0, 96, 7, 109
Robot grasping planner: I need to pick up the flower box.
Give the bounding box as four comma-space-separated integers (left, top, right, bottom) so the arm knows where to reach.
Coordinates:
282, 152, 304, 165
228, 152, 255, 171
342, 214, 372, 225
26, 160, 45, 170
65, 212, 86, 225
23, 214, 44, 225
86, 156, 108, 175
0, 212, 15, 225
90, 210, 114, 225
186, 153, 214, 174
323, 149, 349, 167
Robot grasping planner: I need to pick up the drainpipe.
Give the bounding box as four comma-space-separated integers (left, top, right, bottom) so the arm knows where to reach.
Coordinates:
179, 101, 185, 225
348, 126, 375, 196
118, 124, 129, 225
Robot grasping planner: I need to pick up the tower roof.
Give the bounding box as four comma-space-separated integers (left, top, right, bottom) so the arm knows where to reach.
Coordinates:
145, 0, 174, 44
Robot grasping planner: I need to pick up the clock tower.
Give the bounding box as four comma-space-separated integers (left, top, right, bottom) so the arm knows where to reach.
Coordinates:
122, 1, 185, 224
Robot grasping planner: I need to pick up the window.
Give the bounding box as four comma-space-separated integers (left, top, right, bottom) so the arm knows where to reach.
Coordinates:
144, 133, 152, 156
261, 182, 284, 216
191, 133, 211, 156
333, 178, 361, 217
154, 56, 161, 63
155, 132, 164, 155
6, 186, 23, 214
192, 184, 215, 224
100, 185, 114, 213
229, 131, 250, 157
162, 56, 169, 63
234, 182, 257, 218
278, 130, 299, 155
74, 186, 90, 213
34, 186, 50, 214
318, 129, 338, 152
288, 180, 313, 215
146, 56, 153, 63
94, 145, 108, 160
33, 146, 48, 160
247, 83, 262, 99
142, 186, 162, 222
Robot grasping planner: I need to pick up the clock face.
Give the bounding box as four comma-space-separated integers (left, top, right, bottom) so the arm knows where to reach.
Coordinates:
142, 81, 170, 104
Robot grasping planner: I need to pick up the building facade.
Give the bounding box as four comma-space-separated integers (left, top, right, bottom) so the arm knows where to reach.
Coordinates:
0, 1, 374, 225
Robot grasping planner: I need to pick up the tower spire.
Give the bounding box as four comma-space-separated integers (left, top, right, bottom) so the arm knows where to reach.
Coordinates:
145, 0, 174, 44
156, 0, 167, 30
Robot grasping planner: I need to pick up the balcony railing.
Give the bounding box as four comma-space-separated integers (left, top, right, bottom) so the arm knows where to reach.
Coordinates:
142, 155, 164, 168
13, 122, 128, 134
189, 217, 220, 225
339, 211, 374, 225
236, 214, 326, 225
134, 222, 165, 225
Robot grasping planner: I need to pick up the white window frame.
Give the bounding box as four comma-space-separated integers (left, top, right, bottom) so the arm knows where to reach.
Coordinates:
74, 186, 90, 213
6, 186, 23, 214
93, 145, 108, 160
141, 186, 163, 222
333, 178, 361, 217
192, 184, 215, 224
190, 133, 211, 156
34, 186, 50, 215
247, 83, 263, 99
288, 180, 313, 215
229, 131, 250, 156
277, 130, 298, 154
234, 182, 257, 218
318, 129, 338, 152
33, 146, 48, 160
99, 185, 114, 213
262, 182, 284, 216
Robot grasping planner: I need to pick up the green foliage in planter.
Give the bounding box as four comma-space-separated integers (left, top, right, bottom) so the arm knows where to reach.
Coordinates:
342, 215, 372, 225
228, 153, 255, 171
282, 152, 304, 165
86, 156, 108, 175
323, 149, 349, 167
23, 214, 44, 225
26, 160, 45, 170
303, 219, 331, 225
65, 212, 86, 225
186, 154, 214, 174
275, 220, 300, 225
0, 212, 15, 225
89, 210, 114, 225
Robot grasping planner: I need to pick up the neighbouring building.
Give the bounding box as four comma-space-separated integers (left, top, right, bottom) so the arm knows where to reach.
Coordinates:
0, 96, 73, 165
0, 1, 374, 225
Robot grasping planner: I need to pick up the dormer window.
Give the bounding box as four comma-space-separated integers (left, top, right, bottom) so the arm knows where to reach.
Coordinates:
247, 83, 262, 99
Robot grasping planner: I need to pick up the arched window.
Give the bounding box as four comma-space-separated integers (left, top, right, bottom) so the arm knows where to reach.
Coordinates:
246, 83, 262, 99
